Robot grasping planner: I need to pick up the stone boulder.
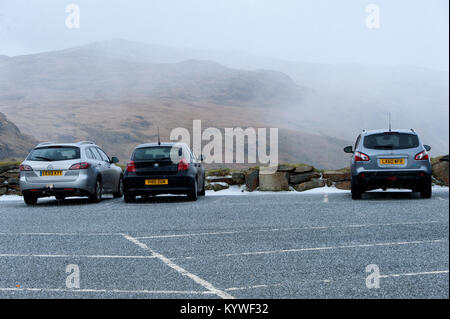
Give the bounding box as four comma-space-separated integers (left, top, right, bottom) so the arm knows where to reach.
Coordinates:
244, 169, 259, 192
231, 172, 245, 185
206, 176, 234, 184
259, 172, 289, 191
0, 164, 17, 174
432, 157, 449, 186
277, 164, 296, 173
322, 170, 351, 182
205, 182, 229, 192
294, 165, 314, 174
289, 172, 320, 184
335, 181, 351, 190
0, 186, 7, 196
294, 179, 325, 192
206, 168, 230, 177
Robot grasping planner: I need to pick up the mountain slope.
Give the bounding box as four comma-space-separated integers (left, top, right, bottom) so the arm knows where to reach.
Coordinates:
0, 112, 38, 160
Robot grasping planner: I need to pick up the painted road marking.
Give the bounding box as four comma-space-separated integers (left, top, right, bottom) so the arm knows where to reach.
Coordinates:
134, 221, 445, 240
222, 270, 449, 291
121, 233, 235, 299
0, 253, 157, 259
323, 194, 329, 203
0, 287, 213, 295
166, 239, 447, 260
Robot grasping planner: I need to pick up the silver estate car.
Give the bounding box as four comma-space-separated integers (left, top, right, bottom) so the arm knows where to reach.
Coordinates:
19, 141, 123, 205
344, 129, 432, 199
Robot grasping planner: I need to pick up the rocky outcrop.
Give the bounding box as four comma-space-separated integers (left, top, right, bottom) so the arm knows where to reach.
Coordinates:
322, 170, 351, 182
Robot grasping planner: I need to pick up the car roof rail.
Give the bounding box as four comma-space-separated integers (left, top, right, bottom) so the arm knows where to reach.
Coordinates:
77, 141, 95, 145
36, 142, 55, 147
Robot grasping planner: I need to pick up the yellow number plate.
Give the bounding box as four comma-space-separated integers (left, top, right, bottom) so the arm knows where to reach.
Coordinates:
145, 179, 168, 185
40, 170, 63, 176
380, 158, 405, 165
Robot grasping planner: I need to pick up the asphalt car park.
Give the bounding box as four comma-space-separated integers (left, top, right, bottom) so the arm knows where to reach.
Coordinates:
0, 189, 448, 298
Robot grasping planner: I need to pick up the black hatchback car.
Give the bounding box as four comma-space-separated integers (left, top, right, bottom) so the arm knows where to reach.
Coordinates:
123, 142, 205, 202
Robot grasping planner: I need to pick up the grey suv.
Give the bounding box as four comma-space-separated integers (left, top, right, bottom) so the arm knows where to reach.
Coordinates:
344, 129, 432, 199
19, 141, 123, 205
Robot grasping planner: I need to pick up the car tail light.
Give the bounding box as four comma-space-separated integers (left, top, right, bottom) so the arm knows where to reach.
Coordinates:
69, 162, 90, 170
178, 159, 189, 171
354, 151, 370, 162
415, 150, 429, 160
126, 160, 136, 172
19, 164, 33, 171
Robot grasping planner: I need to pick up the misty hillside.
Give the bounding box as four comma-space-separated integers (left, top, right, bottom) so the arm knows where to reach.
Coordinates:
0, 44, 306, 108
55, 39, 448, 154
0, 39, 447, 168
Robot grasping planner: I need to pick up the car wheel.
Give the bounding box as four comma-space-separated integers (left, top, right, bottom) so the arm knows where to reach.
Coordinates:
420, 178, 432, 199
113, 176, 124, 198
124, 192, 135, 203
24, 194, 38, 206
351, 178, 362, 200
199, 176, 206, 196
187, 179, 198, 201
89, 179, 102, 203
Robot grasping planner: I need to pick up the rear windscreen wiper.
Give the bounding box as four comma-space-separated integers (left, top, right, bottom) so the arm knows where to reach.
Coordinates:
33, 156, 54, 161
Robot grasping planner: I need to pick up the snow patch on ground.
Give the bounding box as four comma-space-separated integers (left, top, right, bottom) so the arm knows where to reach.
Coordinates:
1, 186, 448, 201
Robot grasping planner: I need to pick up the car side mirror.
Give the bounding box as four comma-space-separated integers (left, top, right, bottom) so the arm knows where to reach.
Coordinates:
343, 146, 353, 154
111, 156, 119, 163
424, 145, 431, 152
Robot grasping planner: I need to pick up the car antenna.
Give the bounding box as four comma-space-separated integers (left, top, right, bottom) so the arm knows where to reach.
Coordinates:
157, 126, 161, 145
388, 112, 392, 132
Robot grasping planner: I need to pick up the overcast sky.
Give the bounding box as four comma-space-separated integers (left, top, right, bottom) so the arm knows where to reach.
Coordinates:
0, 0, 448, 70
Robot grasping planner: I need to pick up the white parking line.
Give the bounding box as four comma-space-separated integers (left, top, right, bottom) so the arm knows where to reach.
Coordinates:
134, 221, 444, 240
0, 232, 117, 236
169, 239, 447, 260
323, 194, 329, 203
0, 287, 214, 295
0, 253, 157, 259
380, 270, 449, 278
121, 233, 235, 299
222, 270, 449, 291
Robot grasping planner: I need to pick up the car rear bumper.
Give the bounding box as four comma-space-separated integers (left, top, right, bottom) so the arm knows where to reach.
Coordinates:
353, 170, 431, 190
123, 175, 194, 195
20, 173, 95, 197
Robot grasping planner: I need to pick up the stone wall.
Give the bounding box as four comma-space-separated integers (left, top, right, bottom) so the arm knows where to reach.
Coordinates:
0, 163, 20, 196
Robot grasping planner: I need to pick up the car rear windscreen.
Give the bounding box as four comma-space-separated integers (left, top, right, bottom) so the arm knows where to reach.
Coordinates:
133, 146, 181, 161
27, 146, 81, 161
363, 133, 419, 150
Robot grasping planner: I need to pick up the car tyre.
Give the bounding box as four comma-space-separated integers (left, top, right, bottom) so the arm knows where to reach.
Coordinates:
113, 176, 124, 198
199, 176, 206, 196
351, 178, 362, 200
124, 192, 135, 203
24, 194, 38, 206
187, 179, 198, 201
420, 177, 432, 199
89, 178, 102, 203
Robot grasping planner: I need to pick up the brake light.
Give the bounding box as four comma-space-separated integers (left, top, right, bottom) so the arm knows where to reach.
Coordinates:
354, 151, 370, 162
415, 150, 429, 160
178, 159, 189, 171
127, 160, 136, 172
69, 162, 90, 170
19, 164, 33, 171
